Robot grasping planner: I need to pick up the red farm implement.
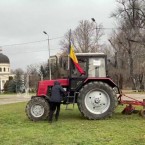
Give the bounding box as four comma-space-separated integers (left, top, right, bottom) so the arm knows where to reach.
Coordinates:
118, 92, 145, 117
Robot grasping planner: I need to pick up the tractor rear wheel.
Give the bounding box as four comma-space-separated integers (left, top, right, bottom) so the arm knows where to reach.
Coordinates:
77, 81, 117, 120
25, 97, 49, 121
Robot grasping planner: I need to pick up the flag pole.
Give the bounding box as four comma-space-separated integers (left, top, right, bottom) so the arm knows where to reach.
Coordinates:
68, 29, 72, 92
68, 29, 71, 71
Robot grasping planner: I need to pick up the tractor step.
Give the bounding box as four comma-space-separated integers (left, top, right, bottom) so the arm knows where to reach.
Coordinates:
65, 95, 75, 110
65, 92, 79, 110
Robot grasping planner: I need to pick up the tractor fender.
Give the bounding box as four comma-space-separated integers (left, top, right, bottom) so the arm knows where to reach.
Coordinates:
31, 95, 50, 100
81, 78, 120, 93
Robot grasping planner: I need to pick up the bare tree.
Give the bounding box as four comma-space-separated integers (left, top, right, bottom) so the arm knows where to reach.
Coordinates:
108, 35, 128, 89
60, 20, 104, 53
27, 64, 43, 91
73, 20, 103, 52
111, 0, 145, 89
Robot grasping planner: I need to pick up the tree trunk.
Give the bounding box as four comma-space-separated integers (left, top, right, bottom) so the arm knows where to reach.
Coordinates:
128, 50, 135, 90
119, 74, 123, 89
139, 73, 144, 91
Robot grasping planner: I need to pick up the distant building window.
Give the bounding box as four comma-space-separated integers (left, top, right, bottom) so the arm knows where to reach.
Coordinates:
3, 68, 6, 72
0, 68, 2, 72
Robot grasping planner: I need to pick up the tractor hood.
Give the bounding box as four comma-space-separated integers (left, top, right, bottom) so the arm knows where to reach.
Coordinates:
38, 79, 69, 87
37, 79, 69, 96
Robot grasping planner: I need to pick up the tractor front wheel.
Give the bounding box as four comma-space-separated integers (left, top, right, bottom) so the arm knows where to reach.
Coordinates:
25, 97, 49, 121
77, 81, 117, 120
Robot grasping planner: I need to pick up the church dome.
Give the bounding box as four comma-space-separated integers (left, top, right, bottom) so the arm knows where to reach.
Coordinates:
0, 53, 10, 64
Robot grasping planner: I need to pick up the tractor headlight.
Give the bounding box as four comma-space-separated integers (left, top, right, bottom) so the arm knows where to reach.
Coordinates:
113, 87, 120, 94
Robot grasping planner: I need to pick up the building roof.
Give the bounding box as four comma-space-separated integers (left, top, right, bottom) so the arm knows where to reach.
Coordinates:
0, 53, 10, 64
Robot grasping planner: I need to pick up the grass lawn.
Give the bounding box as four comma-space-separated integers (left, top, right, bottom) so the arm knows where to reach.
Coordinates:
0, 103, 145, 145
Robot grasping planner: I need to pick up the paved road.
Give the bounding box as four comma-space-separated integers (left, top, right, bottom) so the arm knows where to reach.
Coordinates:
0, 94, 31, 105
0, 93, 145, 105
120, 93, 145, 101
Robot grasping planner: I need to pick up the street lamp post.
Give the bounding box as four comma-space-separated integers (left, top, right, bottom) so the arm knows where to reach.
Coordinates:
91, 18, 97, 39
43, 31, 52, 80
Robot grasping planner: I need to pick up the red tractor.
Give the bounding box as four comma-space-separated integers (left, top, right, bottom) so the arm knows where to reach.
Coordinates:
25, 53, 119, 121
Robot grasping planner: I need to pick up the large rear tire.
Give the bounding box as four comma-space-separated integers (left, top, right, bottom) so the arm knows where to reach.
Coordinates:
25, 97, 49, 121
77, 81, 117, 120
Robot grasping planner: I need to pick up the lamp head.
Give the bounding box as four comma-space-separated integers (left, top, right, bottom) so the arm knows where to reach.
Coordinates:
43, 31, 47, 35
91, 18, 96, 22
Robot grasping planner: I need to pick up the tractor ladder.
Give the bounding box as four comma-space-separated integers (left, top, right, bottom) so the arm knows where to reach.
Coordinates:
65, 92, 79, 110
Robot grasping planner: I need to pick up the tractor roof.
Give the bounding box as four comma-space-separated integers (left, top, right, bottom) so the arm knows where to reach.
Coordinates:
75, 53, 105, 57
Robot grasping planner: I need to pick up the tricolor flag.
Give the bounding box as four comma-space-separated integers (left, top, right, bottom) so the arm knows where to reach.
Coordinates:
69, 44, 85, 74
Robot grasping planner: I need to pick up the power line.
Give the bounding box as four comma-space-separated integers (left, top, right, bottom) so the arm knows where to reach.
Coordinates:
49, 36, 64, 40
1, 27, 144, 48
96, 27, 119, 30
4, 49, 59, 55
0, 39, 47, 47
100, 27, 145, 30
0, 36, 64, 48
0, 29, 123, 48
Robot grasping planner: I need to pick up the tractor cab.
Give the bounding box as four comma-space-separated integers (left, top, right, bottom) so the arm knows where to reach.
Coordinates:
70, 53, 107, 78
56, 52, 107, 79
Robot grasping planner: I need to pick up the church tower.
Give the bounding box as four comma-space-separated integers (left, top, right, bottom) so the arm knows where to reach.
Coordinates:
0, 50, 14, 91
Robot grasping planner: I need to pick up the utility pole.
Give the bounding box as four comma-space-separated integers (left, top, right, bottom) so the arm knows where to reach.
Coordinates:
43, 31, 52, 80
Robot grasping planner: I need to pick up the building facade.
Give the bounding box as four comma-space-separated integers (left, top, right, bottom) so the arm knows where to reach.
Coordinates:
0, 53, 14, 91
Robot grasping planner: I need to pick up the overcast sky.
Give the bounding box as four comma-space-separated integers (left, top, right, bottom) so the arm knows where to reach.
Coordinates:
0, 0, 116, 70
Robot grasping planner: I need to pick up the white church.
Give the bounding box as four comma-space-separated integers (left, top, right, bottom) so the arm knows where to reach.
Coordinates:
0, 52, 14, 91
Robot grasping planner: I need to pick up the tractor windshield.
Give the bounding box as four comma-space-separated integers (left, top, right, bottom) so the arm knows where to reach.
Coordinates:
71, 58, 87, 77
